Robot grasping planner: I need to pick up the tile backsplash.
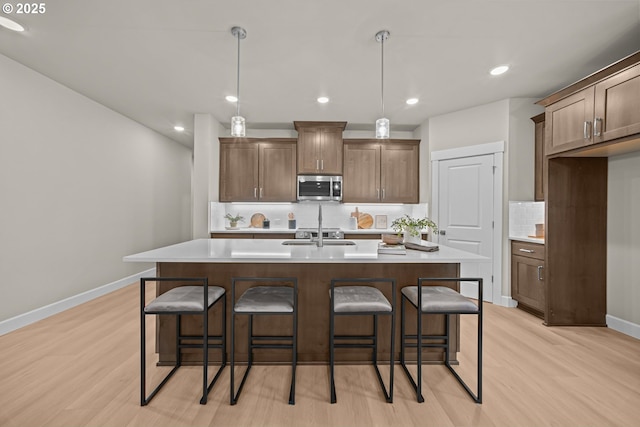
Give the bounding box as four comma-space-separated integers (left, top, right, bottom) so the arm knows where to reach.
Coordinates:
509, 201, 545, 237
211, 202, 429, 231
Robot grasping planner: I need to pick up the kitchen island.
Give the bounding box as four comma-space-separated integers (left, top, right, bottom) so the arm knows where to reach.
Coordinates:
124, 238, 487, 365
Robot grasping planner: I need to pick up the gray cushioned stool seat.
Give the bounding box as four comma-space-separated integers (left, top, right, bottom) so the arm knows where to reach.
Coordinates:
234, 286, 294, 313
145, 286, 225, 313
401, 286, 479, 313
332, 286, 392, 313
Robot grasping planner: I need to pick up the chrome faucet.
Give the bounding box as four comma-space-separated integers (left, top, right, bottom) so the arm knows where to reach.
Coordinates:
317, 204, 323, 247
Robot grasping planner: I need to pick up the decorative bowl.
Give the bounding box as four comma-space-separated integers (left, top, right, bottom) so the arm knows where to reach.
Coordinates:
382, 234, 404, 245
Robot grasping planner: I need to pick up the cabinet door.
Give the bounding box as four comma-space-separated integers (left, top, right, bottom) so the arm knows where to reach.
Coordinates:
532, 114, 545, 201
511, 255, 545, 312
380, 143, 419, 203
545, 86, 595, 155
318, 127, 344, 174
297, 127, 320, 174
259, 143, 297, 202
220, 143, 259, 202
342, 143, 380, 203
594, 64, 640, 143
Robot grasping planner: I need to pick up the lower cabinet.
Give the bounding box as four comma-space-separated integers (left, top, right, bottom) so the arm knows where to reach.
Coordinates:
511, 240, 545, 318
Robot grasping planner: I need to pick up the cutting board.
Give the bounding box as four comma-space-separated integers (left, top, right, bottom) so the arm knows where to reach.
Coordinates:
358, 213, 373, 229
250, 213, 266, 228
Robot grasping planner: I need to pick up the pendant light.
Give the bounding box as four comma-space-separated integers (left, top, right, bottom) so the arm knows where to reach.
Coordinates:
375, 30, 390, 139
230, 26, 247, 137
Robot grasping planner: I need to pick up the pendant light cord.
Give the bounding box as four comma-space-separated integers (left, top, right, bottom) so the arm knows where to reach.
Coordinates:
381, 36, 385, 118
236, 32, 241, 117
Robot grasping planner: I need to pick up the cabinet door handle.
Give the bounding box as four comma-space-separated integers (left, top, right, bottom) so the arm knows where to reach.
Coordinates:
316, 159, 320, 170
537, 265, 544, 281
259, 188, 263, 198
519, 248, 535, 253
382, 189, 385, 199
321, 159, 324, 170
377, 188, 380, 199
594, 117, 603, 137
254, 188, 257, 199
583, 121, 592, 139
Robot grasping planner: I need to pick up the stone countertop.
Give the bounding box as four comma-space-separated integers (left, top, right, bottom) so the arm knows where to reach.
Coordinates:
509, 235, 545, 244
210, 228, 400, 234
124, 238, 489, 264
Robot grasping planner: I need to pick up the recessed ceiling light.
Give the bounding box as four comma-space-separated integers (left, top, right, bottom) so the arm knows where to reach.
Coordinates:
406, 98, 419, 105
225, 95, 238, 102
0, 16, 25, 32
317, 97, 329, 104
490, 65, 509, 76
174, 125, 185, 132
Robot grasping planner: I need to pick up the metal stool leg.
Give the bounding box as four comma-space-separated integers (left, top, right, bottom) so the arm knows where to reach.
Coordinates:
389, 297, 395, 403
200, 308, 208, 404
230, 296, 236, 405
330, 297, 336, 403
289, 295, 297, 405
416, 295, 424, 402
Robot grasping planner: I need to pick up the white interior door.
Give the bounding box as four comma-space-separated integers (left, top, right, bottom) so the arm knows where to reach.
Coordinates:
437, 154, 494, 302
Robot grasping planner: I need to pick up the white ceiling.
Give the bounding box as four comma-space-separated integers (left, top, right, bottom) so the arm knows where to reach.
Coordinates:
1, 0, 639, 147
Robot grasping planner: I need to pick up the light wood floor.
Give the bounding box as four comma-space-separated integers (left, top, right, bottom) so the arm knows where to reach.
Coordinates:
1, 282, 639, 427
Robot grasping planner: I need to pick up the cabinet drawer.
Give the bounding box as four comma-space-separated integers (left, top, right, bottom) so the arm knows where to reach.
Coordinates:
511, 241, 545, 260
511, 255, 545, 313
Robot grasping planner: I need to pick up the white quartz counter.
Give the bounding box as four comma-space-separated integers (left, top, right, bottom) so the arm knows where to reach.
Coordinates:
210, 228, 399, 235
509, 236, 545, 245
124, 238, 488, 264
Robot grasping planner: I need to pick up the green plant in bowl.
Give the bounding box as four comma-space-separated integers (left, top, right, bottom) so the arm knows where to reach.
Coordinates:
224, 213, 244, 228
391, 215, 438, 237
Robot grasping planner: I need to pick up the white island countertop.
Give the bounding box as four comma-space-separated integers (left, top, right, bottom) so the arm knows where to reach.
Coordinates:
123, 238, 488, 264
210, 227, 400, 235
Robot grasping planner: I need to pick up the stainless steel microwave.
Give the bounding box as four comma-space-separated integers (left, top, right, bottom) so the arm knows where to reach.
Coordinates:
297, 175, 342, 202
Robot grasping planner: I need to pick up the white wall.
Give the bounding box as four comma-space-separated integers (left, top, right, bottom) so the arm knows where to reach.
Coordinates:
193, 114, 220, 238
428, 100, 510, 152
0, 53, 193, 322
607, 151, 640, 330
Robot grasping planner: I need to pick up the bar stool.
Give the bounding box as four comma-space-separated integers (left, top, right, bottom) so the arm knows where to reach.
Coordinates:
400, 277, 483, 403
329, 278, 396, 404
230, 277, 298, 405
140, 277, 226, 405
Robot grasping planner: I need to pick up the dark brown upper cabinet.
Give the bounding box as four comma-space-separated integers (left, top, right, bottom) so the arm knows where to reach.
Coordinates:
294, 121, 346, 175
219, 138, 297, 202
342, 139, 419, 204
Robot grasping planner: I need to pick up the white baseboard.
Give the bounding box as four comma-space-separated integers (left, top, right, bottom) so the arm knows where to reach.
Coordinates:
606, 314, 640, 340
0, 268, 156, 336
500, 296, 519, 308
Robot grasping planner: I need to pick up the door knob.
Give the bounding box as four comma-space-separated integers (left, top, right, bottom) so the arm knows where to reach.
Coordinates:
439, 230, 446, 235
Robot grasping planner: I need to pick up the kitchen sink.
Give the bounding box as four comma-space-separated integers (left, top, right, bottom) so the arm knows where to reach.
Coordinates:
282, 240, 356, 246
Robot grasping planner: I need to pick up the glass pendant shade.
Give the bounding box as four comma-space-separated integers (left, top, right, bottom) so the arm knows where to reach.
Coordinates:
376, 117, 390, 139
231, 116, 246, 137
